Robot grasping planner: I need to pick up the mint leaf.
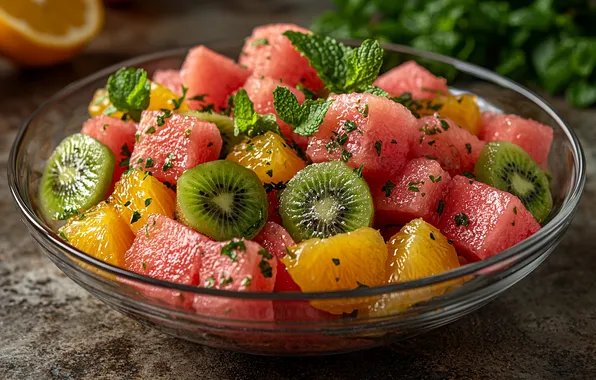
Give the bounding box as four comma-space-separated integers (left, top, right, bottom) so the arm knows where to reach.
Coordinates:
273, 86, 333, 136
344, 39, 384, 92
233, 89, 281, 137
364, 86, 388, 97
283, 31, 350, 93
107, 68, 151, 122
283, 31, 383, 94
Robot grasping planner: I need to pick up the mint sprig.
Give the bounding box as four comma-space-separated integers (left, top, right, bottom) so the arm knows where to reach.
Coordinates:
106, 68, 151, 122
233, 89, 281, 137
283, 31, 383, 94
273, 86, 333, 136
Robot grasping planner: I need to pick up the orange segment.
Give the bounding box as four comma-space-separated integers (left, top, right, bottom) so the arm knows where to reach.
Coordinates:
226, 131, 306, 183
282, 227, 387, 314
89, 82, 188, 118
367, 218, 460, 316
58, 201, 133, 267
110, 170, 176, 234
0, 0, 104, 66
420, 94, 481, 135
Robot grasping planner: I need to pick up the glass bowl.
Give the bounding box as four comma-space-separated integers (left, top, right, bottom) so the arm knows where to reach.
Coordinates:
8, 41, 585, 355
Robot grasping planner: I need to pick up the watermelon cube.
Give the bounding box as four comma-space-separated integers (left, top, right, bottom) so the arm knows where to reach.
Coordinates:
253, 222, 335, 321
437, 176, 541, 262
266, 189, 282, 224
81, 115, 137, 185
239, 23, 324, 92
152, 69, 183, 96
243, 75, 308, 146
480, 111, 553, 165
181, 45, 251, 111
193, 239, 277, 321
307, 93, 417, 181
411, 115, 485, 176
374, 61, 449, 100
373, 158, 452, 227
124, 214, 210, 308
131, 111, 222, 185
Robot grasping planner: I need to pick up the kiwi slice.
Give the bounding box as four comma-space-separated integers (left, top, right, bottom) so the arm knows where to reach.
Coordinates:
39, 133, 116, 220
279, 161, 374, 242
475, 141, 552, 223
176, 160, 268, 241
180, 110, 243, 158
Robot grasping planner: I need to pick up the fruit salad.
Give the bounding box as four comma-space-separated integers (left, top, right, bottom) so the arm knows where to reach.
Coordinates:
42, 24, 553, 319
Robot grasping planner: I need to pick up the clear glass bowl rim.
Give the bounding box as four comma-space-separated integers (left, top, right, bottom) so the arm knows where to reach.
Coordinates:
7, 41, 586, 301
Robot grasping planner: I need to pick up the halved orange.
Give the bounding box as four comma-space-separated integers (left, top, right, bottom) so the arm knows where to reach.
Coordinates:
0, 0, 104, 66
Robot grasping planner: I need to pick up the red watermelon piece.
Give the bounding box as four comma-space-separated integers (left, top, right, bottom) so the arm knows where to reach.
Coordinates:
130, 111, 222, 185
374, 61, 449, 100
81, 115, 137, 186
252, 222, 334, 321
266, 190, 282, 224
152, 69, 183, 96
307, 93, 417, 181
373, 158, 452, 227
437, 176, 540, 262
123, 214, 210, 308
181, 45, 251, 111
411, 115, 485, 176
193, 239, 276, 321
239, 23, 324, 92
243, 75, 308, 146
480, 111, 553, 165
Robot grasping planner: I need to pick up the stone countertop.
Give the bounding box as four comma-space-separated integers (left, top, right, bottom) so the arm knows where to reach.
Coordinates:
1, 1, 595, 379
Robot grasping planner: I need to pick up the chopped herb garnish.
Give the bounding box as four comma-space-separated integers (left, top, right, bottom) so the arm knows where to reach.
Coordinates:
465, 143, 472, 154
428, 140, 436, 146
207, 142, 213, 147
353, 165, 364, 177
437, 200, 445, 216
512, 221, 516, 226
429, 175, 442, 183
145, 198, 152, 207
358, 104, 369, 117
135, 133, 140, 142
343, 120, 358, 133
390, 139, 397, 144
184, 128, 192, 138
259, 259, 273, 278
221, 240, 246, 262
145, 126, 156, 134
130, 211, 141, 224
156, 109, 172, 127
408, 181, 424, 192
336, 133, 348, 146
102, 124, 109, 130
382, 180, 396, 197
440, 119, 450, 131
188, 94, 207, 102
246, 144, 255, 152
145, 157, 155, 168
258, 248, 273, 260
171, 86, 188, 110
374, 140, 382, 156
332, 258, 340, 266
241, 276, 253, 288
341, 149, 352, 162
142, 261, 147, 270
266, 169, 273, 177
419, 124, 442, 135
454, 213, 470, 227
425, 155, 438, 160
513, 206, 518, 215
430, 232, 436, 240
124, 200, 132, 207
119, 158, 130, 168
137, 158, 144, 164
263, 181, 287, 193
162, 153, 176, 172
205, 276, 215, 288
58, 231, 68, 241
447, 239, 453, 245
220, 273, 233, 287
462, 171, 476, 179
252, 37, 270, 46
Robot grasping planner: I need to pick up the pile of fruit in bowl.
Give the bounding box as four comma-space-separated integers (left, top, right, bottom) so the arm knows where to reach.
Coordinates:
41, 24, 554, 320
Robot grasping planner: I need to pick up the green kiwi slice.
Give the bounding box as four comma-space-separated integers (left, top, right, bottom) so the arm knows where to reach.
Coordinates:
180, 110, 243, 158
279, 161, 374, 242
475, 141, 553, 223
176, 160, 268, 241
39, 133, 116, 220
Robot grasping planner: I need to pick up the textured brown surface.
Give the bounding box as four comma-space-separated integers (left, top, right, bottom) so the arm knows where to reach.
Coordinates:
1, 1, 596, 379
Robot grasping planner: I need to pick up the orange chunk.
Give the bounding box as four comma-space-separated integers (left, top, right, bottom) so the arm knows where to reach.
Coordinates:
282, 227, 387, 314
58, 201, 133, 267
226, 131, 306, 183
110, 170, 176, 234
420, 94, 481, 135
367, 218, 460, 316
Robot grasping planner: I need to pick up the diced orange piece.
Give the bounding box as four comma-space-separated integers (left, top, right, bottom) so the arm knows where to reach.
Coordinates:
366, 219, 460, 316
282, 227, 387, 314
226, 131, 306, 183
110, 170, 176, 234
420, 94, 481, 135
58, 201, 133, 267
